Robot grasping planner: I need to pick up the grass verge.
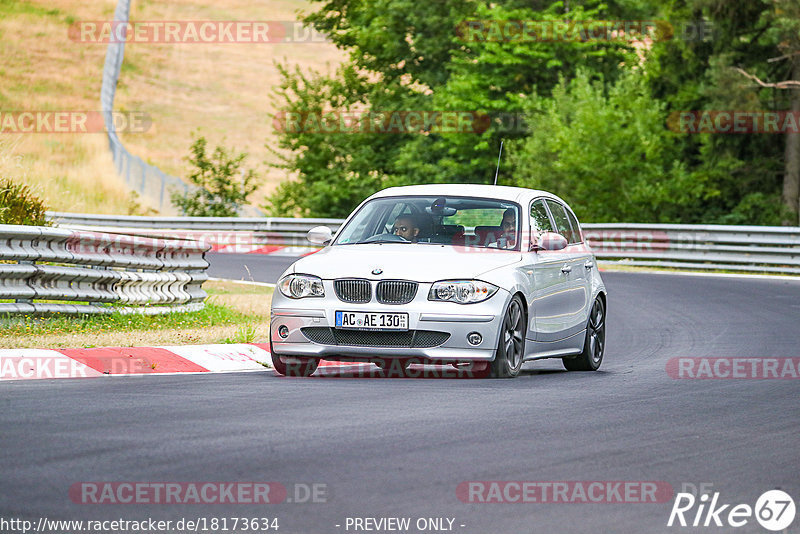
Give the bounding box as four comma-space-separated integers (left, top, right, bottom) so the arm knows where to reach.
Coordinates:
0, 279, 273, 349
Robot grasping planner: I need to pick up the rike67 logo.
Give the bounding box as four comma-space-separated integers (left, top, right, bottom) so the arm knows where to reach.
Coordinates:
668, 485, 796, 531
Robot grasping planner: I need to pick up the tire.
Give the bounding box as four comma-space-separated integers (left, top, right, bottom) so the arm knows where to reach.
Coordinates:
489, 295, 526, 378
269, 340, 319, 377
563, 296, 605, 371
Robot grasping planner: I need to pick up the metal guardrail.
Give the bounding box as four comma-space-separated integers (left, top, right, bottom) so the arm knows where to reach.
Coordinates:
47, 212, 342, 251
45, 213, 800, 274
0, 225, 210, 315
582, 223, 800, 274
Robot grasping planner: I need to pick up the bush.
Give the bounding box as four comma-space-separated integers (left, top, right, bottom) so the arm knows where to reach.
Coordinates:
171, 136, 259, 217
0, 178, 50, 226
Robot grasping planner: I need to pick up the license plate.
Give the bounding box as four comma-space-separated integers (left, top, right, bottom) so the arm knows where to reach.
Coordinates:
335, 311, 409, 330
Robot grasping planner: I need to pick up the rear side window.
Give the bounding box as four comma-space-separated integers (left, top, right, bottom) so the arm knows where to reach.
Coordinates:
565, 208, 583, 244
530, 199, 554, 234
545, 199, 579, 244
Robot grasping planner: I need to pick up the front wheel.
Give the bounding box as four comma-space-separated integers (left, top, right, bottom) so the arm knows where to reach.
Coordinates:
563, 296, 605, 371
489, 295, 526, 378
271, 353, 319, 377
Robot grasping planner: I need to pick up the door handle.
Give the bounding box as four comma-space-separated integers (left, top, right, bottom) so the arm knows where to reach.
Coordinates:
584, 261, 594, 270
561, 264, 572, 274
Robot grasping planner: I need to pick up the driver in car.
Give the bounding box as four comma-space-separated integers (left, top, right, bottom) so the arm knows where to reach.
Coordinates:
392, 214, 421, 242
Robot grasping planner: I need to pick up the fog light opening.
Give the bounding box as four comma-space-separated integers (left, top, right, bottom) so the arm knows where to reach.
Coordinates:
467, 332, 482, 346
278, 325, 289, 339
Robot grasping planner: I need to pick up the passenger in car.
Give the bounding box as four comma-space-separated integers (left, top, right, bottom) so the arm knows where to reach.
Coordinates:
489, 209, 517, 249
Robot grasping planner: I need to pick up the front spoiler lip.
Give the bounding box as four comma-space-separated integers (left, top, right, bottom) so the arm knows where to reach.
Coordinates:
270, 342, 496, 362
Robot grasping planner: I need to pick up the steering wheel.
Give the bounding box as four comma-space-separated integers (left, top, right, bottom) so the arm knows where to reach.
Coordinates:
363, 233, 409, 243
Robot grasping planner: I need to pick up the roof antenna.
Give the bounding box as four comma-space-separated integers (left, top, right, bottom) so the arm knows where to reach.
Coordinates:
493, 139, 504, 186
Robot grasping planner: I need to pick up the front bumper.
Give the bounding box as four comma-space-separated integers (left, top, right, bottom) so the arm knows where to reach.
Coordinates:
269, 284, 508, 363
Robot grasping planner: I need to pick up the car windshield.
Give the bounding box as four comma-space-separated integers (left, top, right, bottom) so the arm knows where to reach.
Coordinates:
334, 195, 521, 250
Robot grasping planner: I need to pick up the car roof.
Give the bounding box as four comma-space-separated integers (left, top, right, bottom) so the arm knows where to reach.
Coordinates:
368, 184, 563, 205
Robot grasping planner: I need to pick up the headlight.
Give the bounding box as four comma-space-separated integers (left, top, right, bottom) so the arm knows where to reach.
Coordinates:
428, 280, 498, 304
278, 274, 325, 299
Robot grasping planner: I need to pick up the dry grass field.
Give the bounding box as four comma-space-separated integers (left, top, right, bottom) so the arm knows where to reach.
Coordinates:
0, 0, 343, 214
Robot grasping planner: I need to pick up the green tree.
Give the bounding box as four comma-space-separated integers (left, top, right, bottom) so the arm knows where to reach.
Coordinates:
393, 1, 646, 187
172, 136, 259, 217
264, 64, 403, 217
646, 0, 794, 225
266, 0, 654, 217
266, 0, 478, 217
511, 69, 699, 222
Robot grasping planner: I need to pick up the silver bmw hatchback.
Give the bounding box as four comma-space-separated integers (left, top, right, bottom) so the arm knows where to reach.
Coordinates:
270, 184, 606, 378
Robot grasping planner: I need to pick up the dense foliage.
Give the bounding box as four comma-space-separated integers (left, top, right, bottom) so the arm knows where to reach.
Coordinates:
267, 0, 799, 224
0, 178, 50, 226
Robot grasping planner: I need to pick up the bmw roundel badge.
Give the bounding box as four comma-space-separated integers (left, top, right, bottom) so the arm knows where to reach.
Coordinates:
372, 268, 383, 275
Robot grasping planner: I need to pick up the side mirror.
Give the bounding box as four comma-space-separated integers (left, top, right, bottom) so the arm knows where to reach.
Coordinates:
307, 226, 333, 245
531, 232, 568, 252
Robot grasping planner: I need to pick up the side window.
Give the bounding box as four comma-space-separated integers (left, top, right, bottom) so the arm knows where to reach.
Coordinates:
545, 199, 575, 244
565, 207, 583, 244
530, 199, 554, 235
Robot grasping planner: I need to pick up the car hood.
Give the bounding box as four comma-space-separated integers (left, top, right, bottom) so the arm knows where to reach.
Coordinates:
289, 244, 522, 282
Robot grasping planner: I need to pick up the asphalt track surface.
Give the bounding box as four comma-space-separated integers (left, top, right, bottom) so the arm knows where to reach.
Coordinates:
2, 254, 800, 533
206, 253, 296, 284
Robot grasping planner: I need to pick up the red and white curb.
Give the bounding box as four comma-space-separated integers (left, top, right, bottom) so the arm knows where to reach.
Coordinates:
0, 344, 364, 381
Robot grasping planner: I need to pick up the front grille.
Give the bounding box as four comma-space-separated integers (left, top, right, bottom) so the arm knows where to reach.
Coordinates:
300, 327, 337, 345
301, 327, 450, 348
376, 280, 418, 304
334, 279, 371, 303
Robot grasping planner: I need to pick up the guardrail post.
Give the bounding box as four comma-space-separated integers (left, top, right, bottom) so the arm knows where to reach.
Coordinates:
89, 264, 108, 307
15, 259, 34, 304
